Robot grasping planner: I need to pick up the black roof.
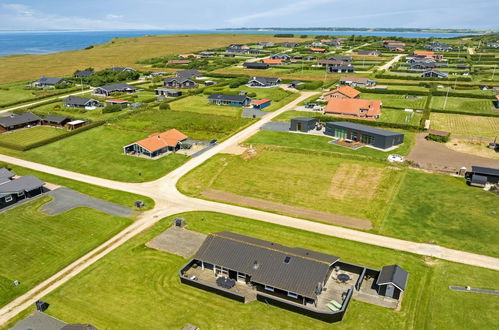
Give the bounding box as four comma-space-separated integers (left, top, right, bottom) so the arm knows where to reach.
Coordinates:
326, 121, 403, 137
376, 264, 408, 291
0, 168, 15, 182
249, 76, 281, 85
292, 117, 317, 123
164, 77, 195, 84
44, 115, 69, 123
96, 83, 135, 92
194, 232, 339, 298
64, 96, 96, 106
244, 63, 269, 69
471, 166, 499, 177
0, 112, 41, 128
35, 77, 64, 85
0, 175, 44, 196
208, 94, 249, 103
176, 70, 202, 78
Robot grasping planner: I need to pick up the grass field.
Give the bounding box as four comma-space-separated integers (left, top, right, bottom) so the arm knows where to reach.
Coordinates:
0, 34, 308, 84
168, 95, 242, 117
380, 171, 499, 257
360, 93, 428, 109
178, 149, 403, 224
430, 96, 495, 115
244, 130, 415, 160
0, 81, 75, 107
429, 112, 499, 138
0, 196, 132, 308
17, 211, 498, 330
0, 126, 67, 147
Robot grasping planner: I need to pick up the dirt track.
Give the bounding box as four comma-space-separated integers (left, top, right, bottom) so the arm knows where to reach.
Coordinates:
407, 133, 499, 173
202, 190, 373, 230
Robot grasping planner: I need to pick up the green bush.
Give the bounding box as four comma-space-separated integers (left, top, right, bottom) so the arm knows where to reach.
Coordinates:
159, 102, 170, 110
247, 92, 257, 97
427, 132, 450, 143
274, 34, 294, 38
102, 104, 123, 113
296, 81, 323, 90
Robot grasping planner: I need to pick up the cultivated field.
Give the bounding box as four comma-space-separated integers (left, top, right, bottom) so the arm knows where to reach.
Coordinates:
0, 196, 132, 308
0, 126, 67, 147
429, 112, 499, 138
19, 212, 499, 330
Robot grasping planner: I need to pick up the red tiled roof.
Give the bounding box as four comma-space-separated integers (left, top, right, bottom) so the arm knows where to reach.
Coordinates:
135, 129, 188, 152
323, 86, 360, 99
324, 98, 381, 119
251, 99, 271, 105
106, 99, 127, 103
263, 59, 284, 64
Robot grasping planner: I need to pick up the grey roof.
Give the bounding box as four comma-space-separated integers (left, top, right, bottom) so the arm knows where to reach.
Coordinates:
0, 168, 15, 183
11, 311, 67, 330
108, 67, 135, 72
340, 76, 371, 83
44, 115, 69, 124
208, 94, 249, 103
292, 117, 317, 122
74, 70, 94, 77
0, 112, 41, 128
326, 121, 403, 137
155, 88, 180, 93
61, 325, 97, 330
376, 265, 408, 291
176, 70, 202, 78
163, 77, 195, 84
244, 63, 269, 68
471, 174, 488, 185
64, 96, 97, 106
289, 80, 304, 85
96, 83, 135, 92
0, 175, 44, 195
326, 56, 352, 61
249, 76, 280, 85
194, 232, 339, 298
471, 166, 499, 177
36, 77, 64, 85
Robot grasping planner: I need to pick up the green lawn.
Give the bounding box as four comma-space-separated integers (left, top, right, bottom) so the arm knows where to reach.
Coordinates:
381, 171, 499, 257
245, 130, 415, 160
360, 93, 428, 109
19, 211, 499, 330
168, 95, 243, 117
430, 96, 495, 115
429, 113, 499, 138
0, 126, 66, 147
0, 81, 76, 108
0, 196, 132, 308
178, 149, 403, 224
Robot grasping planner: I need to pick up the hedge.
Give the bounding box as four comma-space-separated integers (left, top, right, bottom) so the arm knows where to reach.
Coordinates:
356, 88, 429, 96
427, 133, 450, 143
375, 73, 472, 82
0, 121, 104, 151
431, 91, 495, 99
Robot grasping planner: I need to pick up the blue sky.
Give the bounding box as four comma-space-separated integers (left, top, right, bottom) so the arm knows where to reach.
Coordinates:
0, 0, 497, 31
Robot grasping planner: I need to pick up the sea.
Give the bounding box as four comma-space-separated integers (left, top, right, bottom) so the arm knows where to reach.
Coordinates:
0, 29, 479, 57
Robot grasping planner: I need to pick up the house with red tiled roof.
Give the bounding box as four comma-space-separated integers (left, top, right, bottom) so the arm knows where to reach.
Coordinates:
309, 47, 327, 53
322, 86, 361, 101
324, 98, 382, 120
262, 59, 285, 65
123, 129, 188, 158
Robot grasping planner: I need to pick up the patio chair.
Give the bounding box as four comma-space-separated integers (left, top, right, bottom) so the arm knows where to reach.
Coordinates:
330, 300, 342, 309
326, 303, 339, 312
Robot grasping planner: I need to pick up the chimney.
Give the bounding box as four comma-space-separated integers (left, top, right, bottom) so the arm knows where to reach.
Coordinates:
252, 260, 259, 270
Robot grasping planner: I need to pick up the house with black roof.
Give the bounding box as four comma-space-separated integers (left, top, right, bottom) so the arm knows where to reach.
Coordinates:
163, 77, 198, 89
325, 122, 404, 150
208, 94, 251, 107
63, 96, 100, 108
74, 70, 94, 78
0, 112, 42, 132
244, 63, 269, 70
94, 83, 136, 96
180, 231, 409, 323
465, 166, 499, 187
155, 88, 182, 98
421, 70, 448, 78
289, 81, 304, 88
270, 54, 291, 60
0, 169, 45, 209
43, 115, 71, 127
247, 76, 281, 88
30, 77, 69, 88
176, 70, 203, 79
290, 118, 318, 132
376, 265, 408, 300
281, 42, 299, 47
107, 67, 136, 72
425, 42, 452, 52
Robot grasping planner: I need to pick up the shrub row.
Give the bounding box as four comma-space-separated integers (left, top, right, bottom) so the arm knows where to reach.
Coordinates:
431, 90, 495, 99
375, 73, 473, 82
357, 88, 429, 96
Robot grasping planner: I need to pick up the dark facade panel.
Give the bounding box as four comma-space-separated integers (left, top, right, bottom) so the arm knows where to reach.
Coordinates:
325, 122, 404, 150
290, 118, 318, 132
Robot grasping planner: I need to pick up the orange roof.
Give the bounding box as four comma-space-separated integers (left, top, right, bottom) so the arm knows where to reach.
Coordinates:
107, 99, 127, 103
263, 59, 284, 64
496, 95, 499, 101
324, 98, 381, 119
135, 129, 188, 152
179, 53, 197, 58
252, 99, 271, 105
310, 48, 326, 52
414, 51, 435, 57
323, 86, 360, 99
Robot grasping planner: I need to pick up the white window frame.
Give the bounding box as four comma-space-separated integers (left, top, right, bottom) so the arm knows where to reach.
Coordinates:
287, 292, 298, 299
18, 191, 25, 197
264, 285, 274, 292
5, 196, 13, 202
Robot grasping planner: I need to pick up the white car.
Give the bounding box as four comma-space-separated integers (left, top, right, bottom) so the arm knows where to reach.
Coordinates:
387, 154, 404, 163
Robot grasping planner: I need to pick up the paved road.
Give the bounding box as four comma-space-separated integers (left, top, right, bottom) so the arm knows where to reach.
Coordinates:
379, 54, 403, 71
1, 89, 499, 326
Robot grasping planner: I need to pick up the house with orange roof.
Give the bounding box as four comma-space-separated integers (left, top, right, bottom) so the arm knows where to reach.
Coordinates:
123, 129, 188, 158
309, 47, 327, 53
262, 59, 285, 65
322, 86, 361, 101
412, 51, 444, 60
324, 98, 382, 120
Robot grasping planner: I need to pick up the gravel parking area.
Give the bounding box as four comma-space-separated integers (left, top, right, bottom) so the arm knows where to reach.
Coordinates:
242, 108, 267, 118
146, 226, 207, 258
261, 121, 290, 132
41, 187, 133, 217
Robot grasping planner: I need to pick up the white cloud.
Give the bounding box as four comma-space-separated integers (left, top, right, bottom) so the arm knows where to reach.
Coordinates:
0, 3, 157, 30
227, 0, 337, 25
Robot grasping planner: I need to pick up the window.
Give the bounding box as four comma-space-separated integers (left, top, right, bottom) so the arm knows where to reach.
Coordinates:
287, 292, 298, 299
5, 196, 13, 203
284, 256, 291, 264
18, 191, 25, 197
264, 285, 274, 292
